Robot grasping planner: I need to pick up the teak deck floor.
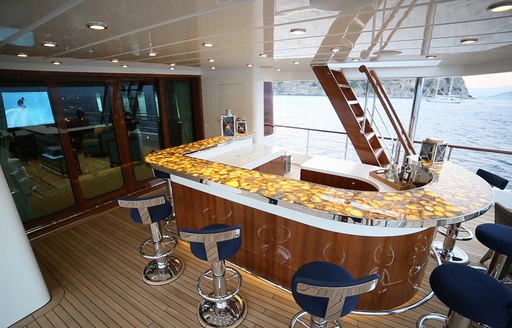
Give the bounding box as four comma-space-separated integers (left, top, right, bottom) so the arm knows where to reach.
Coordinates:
13, 187, 497, 328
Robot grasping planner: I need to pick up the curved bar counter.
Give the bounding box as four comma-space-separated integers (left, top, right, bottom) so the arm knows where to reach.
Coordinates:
145, 135, 493, 311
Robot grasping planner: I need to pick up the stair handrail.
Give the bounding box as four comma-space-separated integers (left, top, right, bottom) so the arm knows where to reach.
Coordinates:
358, 65, 416, 157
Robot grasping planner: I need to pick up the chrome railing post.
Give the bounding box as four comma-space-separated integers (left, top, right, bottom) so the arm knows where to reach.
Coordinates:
306, 130, 310, 155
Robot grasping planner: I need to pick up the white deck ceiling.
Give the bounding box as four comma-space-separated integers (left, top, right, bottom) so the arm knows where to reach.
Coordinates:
0, 0, 511, 76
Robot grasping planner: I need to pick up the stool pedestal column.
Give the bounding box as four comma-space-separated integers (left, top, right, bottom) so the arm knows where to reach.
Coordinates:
432, 222, 470, 264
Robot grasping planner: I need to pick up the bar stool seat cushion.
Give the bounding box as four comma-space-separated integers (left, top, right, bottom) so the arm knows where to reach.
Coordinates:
129, 200, 172, 224
476, 223, 512, 257
291, 261, 358, 318
430, 263, 512, 328
184, 224, 242, 261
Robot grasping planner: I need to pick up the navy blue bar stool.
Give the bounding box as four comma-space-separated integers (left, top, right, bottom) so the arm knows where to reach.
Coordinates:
480, 203, 512, 265
152, 168, 176, 232
417, 263, 512, 327
290, 261, 379, 328
179, 224, 247, 327
476, 223, 512, 280
118, 195, 184, 285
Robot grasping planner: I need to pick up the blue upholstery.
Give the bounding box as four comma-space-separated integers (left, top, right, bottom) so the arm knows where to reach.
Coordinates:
180, 224, 242, 261
117, 195, 172, 224
476, 223, 512, 257
477, 169, 509, 190
430, 263, 512, 327
291, 261, 374, 318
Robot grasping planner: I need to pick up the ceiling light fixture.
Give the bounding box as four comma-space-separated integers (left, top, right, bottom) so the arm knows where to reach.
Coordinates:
351, 58, 360, 62
276, 68, 281, 72
331, 48, 341, 53
111, 59, 119, 63
259, 53, 268, 57
293, 61, 300, 64
52, 61, 61, 65
170, 63, 176, 67
208, 58, 215, 63
425, 55, 437, 59
121, 64, 128, 68
202, 42, 214, 47
210, 66, 216, 70
17, 52, 28, 58
290, 28, 306, 35
247, 64, 253, 67
87, 21, 108, 30
148, 51, 157, 57
487, 1, 512, 12
373, 50, 402, 56
169, 67, 175, 70
461, 37, 478, 44
42, 41, 58, 47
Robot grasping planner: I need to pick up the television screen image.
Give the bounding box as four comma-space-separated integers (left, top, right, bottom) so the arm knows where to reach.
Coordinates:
2, 91, 55, 128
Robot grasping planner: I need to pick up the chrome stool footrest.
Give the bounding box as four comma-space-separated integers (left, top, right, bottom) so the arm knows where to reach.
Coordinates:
139, 235, 177, 260
143, 256, 184, 285
431, 240, 470, 264
197, 267, 242, 303
290, 311, 342, 328
438, 225, 474, 241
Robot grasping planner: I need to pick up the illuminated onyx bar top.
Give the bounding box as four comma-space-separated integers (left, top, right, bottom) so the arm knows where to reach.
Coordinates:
145, 135, 493, 228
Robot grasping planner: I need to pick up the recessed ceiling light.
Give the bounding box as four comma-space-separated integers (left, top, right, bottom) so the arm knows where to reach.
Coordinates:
425, 55, 437, 59
293, 61, 300, 64
111, 59, 119, 63
290, 28, 306, 35
87, 21, 108, 30
170, 63, 176, 67
276, 68, 281, 72
202, 42, 214, 47
147, 51, 157, 57
461, 37, 478, 44
42, 41, 58, 47
52, 61, 61, 65
210, 66, 216, 70
373, 50, 402, 56
247, 64, 253, 67
121, 64, 128, 68
208, 58, 215, 63
169, 67, 175, 70
331, 48, 341, 53
351, 58, 360, 62
17, 52, 28, 58
259, 53, 268, 57
487, 1, 512, 12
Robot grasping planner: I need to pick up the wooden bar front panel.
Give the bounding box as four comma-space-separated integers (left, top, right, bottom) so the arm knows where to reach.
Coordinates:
172, 182, 435, 310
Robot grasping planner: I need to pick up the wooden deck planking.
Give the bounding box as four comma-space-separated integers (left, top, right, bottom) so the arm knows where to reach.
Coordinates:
11, 186, 499, 328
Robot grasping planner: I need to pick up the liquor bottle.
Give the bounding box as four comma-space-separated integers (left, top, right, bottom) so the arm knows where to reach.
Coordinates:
402, 159, 412, 183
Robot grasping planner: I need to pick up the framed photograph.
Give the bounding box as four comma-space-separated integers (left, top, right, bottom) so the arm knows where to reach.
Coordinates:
236, 118, 247, 135
220, 115, 235, 137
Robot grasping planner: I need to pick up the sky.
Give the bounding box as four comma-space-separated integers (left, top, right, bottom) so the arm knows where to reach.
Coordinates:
462, 72, 512, 97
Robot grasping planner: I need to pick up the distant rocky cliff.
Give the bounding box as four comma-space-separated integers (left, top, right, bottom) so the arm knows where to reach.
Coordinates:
274, 77, 470, 99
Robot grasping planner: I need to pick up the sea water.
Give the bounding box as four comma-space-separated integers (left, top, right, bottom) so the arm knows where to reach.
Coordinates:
273, 95, 512, 190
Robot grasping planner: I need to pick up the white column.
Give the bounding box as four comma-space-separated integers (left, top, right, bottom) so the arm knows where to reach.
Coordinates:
0, 169, 50, 327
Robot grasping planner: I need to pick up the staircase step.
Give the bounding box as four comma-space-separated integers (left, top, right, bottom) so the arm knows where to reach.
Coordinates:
365, 132, 375, 140
347, 100, 359, 105
338, 83, 350, 89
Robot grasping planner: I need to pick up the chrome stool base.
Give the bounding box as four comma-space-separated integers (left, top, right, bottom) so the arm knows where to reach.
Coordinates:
417, 311, 472, 328
142, 256, 184, 285
290, 311, 342, 328
197, 294, 247, 328
431, 241, 470, 264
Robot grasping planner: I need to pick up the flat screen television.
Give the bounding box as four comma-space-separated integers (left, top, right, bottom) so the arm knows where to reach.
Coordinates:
1, 90, 55, 128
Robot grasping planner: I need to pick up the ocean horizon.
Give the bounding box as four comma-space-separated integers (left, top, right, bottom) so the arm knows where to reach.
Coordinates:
273, 94, 512, 190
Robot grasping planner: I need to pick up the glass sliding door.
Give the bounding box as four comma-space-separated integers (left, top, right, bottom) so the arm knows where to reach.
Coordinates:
57, 84, 124, 199
120, 81, 159, 181
0, 83, 75, 222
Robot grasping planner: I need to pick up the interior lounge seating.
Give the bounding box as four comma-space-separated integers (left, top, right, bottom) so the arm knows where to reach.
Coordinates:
290, 261, 379, 328
82, 125, 114, 157
107, 129, 143, 167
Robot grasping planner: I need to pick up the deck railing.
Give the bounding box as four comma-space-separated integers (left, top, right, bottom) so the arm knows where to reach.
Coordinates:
270, 124, 512, 189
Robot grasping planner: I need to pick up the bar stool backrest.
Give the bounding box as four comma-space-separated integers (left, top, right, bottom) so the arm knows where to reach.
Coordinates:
118, 195, 168, 225
180, 224, 241, 263
294, 274, 379, 321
